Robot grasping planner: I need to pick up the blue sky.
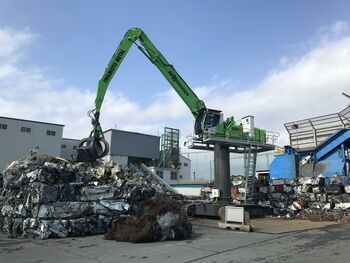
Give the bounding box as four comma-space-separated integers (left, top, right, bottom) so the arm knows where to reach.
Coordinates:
0, 0, 350, 146
1, 0, 348, 92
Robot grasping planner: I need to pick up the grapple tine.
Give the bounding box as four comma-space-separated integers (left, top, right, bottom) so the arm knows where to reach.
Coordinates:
73, 136, 109, 162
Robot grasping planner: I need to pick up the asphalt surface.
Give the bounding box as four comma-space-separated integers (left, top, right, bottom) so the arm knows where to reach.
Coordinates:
0, 222, 349, 263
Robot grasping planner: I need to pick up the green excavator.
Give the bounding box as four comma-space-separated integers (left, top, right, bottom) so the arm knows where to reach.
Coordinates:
75, 28, 266, 162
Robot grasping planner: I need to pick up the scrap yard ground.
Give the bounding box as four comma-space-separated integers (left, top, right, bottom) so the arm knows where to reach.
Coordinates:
1, 219, 349, 263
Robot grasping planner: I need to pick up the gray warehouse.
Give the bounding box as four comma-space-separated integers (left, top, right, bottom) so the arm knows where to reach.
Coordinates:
0, 116, 64, 171
103, 129, 160, 167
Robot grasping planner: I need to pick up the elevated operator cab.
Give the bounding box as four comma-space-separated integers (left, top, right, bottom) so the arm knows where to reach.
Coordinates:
195, 109, 223, 135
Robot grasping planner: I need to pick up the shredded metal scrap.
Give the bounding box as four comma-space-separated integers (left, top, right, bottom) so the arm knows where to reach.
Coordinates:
105, 194, 191, 243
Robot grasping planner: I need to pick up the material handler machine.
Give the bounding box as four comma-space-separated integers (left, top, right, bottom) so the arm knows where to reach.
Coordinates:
75, 28, 267, 162
75, 28, 275, 215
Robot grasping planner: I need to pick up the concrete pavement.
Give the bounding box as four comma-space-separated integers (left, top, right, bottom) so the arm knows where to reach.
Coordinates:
0, 221, 349, 263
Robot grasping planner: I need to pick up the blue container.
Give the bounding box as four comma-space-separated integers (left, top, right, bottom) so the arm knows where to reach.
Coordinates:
269, 146, 298, 180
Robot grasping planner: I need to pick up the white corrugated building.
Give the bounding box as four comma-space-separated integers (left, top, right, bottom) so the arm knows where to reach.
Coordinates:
0, 116, 64, 171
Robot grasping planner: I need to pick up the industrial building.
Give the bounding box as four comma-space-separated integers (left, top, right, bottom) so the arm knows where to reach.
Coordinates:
0, 116, 64, 171
103, 129, 160, 167
149, 154, 191, 184
60, 138, 80, 160
0, 116, 192, 184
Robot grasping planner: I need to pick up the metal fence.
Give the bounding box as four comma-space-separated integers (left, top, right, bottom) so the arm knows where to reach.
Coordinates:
284, 105, 350, 152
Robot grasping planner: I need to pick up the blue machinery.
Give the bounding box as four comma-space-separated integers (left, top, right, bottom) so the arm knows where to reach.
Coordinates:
270, 106, 350, 180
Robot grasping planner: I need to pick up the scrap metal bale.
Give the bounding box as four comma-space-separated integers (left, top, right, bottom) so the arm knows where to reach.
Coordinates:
258, 186, 269, 194
325, 185, 343, 195
80, 185, 117, 201
22, 215, 113, 239
298, 176, 325, 186
57, 182, 82, 201
30, 182, 58, 204
92, 199, 130, 215
22, 218, 64, 239
328, 193, 350, 203
32, 202, 92, 219
32, 200, 128, 219
232, 176, 245, 187
68, 215, 113, 237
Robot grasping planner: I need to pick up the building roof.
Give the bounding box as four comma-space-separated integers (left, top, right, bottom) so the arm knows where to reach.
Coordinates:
0, 116, 65, 127
180, 155, 191, 162
62, 137, 80, 142
104, 129, 160, 139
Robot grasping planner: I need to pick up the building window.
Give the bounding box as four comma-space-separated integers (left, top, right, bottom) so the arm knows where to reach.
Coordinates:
0, 123, 7, 130
61, 144, 67, 149
171, 171, 178, 180
46, 130, 56, 136
184, 163, 188, 167
156, 170, 163, 179
179, 174, 183, 179
20, 127, 31, 133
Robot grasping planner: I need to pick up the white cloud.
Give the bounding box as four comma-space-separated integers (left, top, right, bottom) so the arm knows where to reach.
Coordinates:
0, 21, 350, 149
200, 21, 350, 145
0, 27, 36, 64
317, 20, 349, 44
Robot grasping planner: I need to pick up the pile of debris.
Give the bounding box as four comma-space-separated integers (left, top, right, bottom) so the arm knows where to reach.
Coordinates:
0, 155, 191, 241
258, 176, 350, 221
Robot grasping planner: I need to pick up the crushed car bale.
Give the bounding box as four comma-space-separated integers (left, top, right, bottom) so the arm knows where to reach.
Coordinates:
0, 155, 191, 241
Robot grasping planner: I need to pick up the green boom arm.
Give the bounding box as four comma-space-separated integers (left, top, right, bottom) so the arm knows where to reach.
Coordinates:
94, 28, 206, 117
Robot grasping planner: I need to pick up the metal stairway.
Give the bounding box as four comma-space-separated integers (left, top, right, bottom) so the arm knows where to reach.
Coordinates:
243, 146, 257, 203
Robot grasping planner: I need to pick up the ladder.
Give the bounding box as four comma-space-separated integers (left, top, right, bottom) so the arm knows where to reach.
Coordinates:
244, 145, 257, 203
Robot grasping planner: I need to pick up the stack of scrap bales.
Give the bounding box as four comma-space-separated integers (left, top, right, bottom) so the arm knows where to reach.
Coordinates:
230, 174, 350, 221
231, 175, 269, 202
0, 155, 191, 241
263, 178, 298, 216
294, 176, 350, 221
258, 176, 350, 221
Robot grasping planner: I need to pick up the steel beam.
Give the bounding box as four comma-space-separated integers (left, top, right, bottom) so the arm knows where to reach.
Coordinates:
214, 143, 231, 204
